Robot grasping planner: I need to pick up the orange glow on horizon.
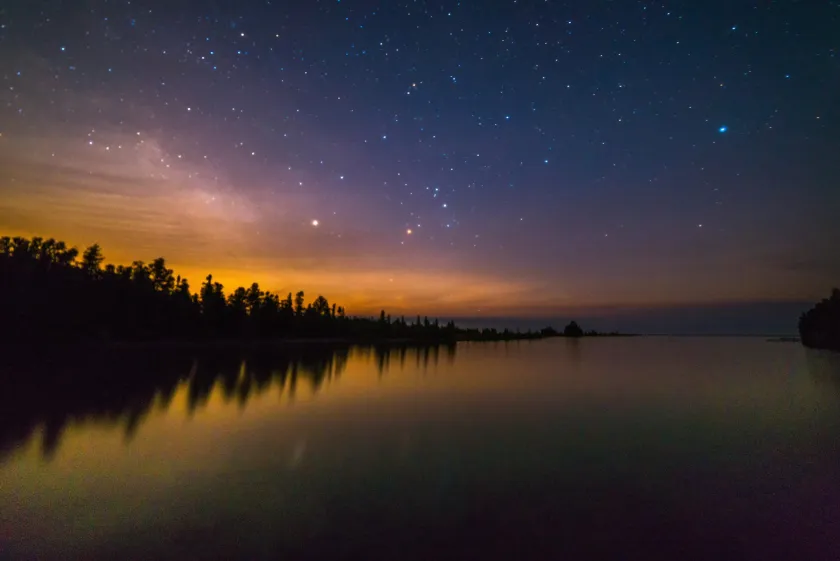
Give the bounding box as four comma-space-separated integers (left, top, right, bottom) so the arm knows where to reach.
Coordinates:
0, 131, 829, 315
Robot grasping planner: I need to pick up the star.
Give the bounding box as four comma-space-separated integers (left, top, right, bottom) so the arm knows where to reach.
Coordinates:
0, 0, 834, 330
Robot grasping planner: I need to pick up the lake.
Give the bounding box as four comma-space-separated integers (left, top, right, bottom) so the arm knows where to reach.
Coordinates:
1, 337, 839, 560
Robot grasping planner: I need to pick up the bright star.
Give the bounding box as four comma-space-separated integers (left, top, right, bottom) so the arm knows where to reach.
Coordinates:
311, 219, 319, 227
719, 126, 728, 133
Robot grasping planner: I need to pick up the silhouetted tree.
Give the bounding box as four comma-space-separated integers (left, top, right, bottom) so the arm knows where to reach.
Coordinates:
245, 283, 262, 315
312, 295, 331, 317
149, 257, 175, 293
294, 291, 305, 317
799, 289, 840, 351
81, 244, 104, 277
228, 287, 248, 316
130, 261, 151, 287
564, 321, 584, 337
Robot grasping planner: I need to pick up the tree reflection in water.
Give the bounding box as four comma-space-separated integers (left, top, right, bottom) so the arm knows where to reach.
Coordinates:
0, 343, 456, 463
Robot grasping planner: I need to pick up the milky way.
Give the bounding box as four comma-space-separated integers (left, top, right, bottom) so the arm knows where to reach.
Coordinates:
0, 1, 838, 317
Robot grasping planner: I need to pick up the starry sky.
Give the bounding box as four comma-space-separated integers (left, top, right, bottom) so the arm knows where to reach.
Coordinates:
0, 1, 838, 326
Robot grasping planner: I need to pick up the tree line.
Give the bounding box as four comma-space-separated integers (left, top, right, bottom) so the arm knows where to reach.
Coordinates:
0, 235, 577, 344
799, 289, 840, 351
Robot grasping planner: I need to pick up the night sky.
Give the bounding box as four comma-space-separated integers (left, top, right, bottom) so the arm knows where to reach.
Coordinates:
0, 1, 838, 328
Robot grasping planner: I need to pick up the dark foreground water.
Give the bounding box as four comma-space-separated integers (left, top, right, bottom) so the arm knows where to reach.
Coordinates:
2, 337, 840, 560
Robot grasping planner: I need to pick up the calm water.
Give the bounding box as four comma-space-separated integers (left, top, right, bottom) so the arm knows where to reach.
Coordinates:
2, 338, 840, 560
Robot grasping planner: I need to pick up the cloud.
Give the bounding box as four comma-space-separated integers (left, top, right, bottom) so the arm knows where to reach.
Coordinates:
0, 128, 538, 315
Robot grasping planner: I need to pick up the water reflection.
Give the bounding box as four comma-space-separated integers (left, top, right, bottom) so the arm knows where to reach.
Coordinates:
0, 343, 456, 463
3, 339, 840, 560
806, 348, 840, 393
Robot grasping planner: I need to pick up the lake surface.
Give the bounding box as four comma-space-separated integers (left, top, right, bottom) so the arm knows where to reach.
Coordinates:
2, 337, 840, 560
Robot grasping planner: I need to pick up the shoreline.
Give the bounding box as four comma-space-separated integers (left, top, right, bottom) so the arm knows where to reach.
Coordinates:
0, 333, 642, 351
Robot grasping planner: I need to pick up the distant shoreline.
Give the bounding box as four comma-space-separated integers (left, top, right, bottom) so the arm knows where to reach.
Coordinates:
8, 333, 816, 352
0, 332, 642, 351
